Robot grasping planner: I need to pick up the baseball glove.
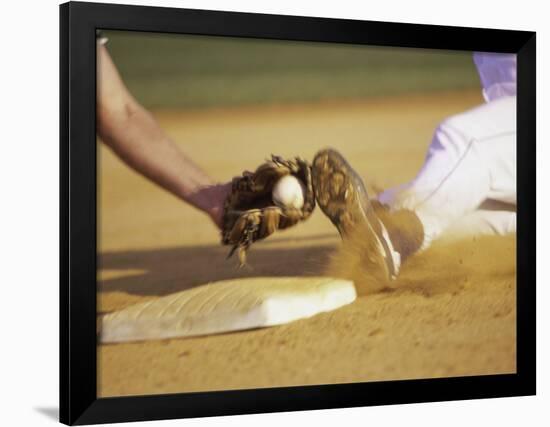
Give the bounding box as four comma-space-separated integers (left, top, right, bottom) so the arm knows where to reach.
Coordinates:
222, 155, 316, 265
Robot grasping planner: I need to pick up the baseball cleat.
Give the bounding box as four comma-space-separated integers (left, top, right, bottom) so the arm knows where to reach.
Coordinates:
312, 148, 401, 280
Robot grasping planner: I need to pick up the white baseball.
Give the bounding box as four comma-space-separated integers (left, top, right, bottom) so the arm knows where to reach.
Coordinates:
272, 175, 306, 209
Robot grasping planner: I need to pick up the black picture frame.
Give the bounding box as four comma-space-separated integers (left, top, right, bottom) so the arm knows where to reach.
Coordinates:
60, 1, 536, 425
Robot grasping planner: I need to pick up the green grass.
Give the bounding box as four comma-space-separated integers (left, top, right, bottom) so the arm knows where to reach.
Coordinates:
102, 30, 480, 110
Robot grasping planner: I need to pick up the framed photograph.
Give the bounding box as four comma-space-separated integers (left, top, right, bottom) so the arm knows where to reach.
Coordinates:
60, 1, 536, 425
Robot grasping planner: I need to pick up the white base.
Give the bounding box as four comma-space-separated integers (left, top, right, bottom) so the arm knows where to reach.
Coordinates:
100, 276, 356, 343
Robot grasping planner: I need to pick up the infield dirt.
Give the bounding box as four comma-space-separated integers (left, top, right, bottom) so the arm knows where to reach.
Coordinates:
98, 91, 516, 397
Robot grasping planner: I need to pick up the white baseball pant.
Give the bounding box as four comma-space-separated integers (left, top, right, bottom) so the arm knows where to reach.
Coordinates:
378, 94, 516, 249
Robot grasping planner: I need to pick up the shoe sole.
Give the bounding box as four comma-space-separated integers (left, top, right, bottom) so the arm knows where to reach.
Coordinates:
312, 149, 400, 280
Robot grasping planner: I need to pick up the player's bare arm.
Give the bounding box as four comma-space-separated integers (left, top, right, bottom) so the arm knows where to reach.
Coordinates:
96, 43, 230, 227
